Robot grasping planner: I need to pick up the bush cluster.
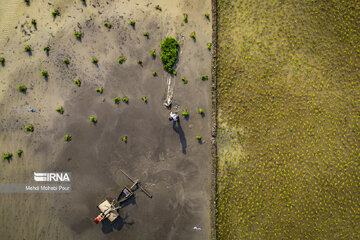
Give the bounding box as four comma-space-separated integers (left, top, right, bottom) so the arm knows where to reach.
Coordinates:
160, 37, 179, 74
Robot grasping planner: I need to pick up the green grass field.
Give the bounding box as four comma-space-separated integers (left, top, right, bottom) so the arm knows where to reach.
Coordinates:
216, 0, 360, 239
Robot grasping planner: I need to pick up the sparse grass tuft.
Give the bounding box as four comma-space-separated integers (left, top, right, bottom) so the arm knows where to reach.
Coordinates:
74, 79, 81, 87
43, 46, 50, 52
24, 46, 31, 52
122, 136, 127, 143
41, 71, 48, 77
51, 10, 59, 17
122, 97, 128, 103
130, 20, 135, 26
17, 150, 23, 157
184, 14, 188, 23
118, 57, 126, 64
201, 75, 208, 80
155, 5, 162, 11
190, 32, 196, 40
65, 134, 71, 142
55, 107, 64, 114
63, 58, 70, 64
25, 125, 34, 132
96, 88, 103, 94
114, 97, 120, 104
18, 85, 27, 92
74, 32, 82, 39
89, 116, 97, 123
104, 22, 112, 28
91, 58, 98, 63
181, 77, 188, 84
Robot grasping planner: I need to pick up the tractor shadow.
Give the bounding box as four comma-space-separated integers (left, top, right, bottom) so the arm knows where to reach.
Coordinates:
173, 119, 187, 154
101, 215, 134, 234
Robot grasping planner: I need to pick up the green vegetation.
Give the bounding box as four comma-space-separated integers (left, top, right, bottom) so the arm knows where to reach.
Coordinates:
122, 97, 128, 104
144, 32, 149, 37
181, 77, 188, 84
3, 153, 12, 160
153, 71, 157, 77
25, 125, 34, 132
17, 150, 23, 157
89, 116, 97, 123
18, 85, 27, 92
205, 13, 210, 19
51, 10, 59, 17
63, 58, 70, 64
43, 46, 50, 52
55, 107, 64, 114
190, 32, 196, 40
182, 109, 189, 116
41, 71, 48, 77
196, 136, 202, 141
199, 108, 204, 115
114, 97, 120, 104
74, 32, 82, 39
130, 20, 135, 27
65, 134, 71, 142
96, 88, 103, 94
104, 22, 112, 28
0, 57, 4, 63
74, 79, 81, 87
207, 43, 211, 50
155, 5, 162, 11
24, 46, 31, 52
160, 37, 179, 74
137, 60, 142, 65
150, 49, 156, 58
31, 19, 36, 25
216, 0, 360, 239
201, 75, 208, 80
184, 14, 188, 23
91, 58, 98, 63
142, 97, 147, 103
24, 0, 29, 3
118, 57, 126, 64
122, 136, 127, 143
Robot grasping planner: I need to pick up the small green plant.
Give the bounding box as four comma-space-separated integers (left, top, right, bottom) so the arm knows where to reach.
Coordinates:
63, 58, 70, 64
18, 85, 27, 92
89, 116, 97, 123
153, 72, 157, 77
182, 109, 189, 116
43, 46, 50, 52
114, 97, 120, 104
74, 32, 82, 39
17, 150, 23, 157
151, 49, 156, 58
74, 79, 81, 87
137, 60, 142, 65
31, 19, 36, 25
118, 57, 126, 64
104, 22, 112, 28
122, 97, 128, 103
41, 71, 48, 77
96, 88, 103, 94
55, 107, 64, 114
199, 108, 204, 114
65, 134, 71, 142
122, 136, 127, 143
25, 125, 34, 132
3, 153, 12, 160
130, 20, 135, 26
0, 57, 4, 63
181, 78, 188, 84
142, 97, 147, 103
196, 136, 202, 141
144, 32, 149, 37
160, 37, 179, 74
155, 5, 162, 11
201, 75, 208, 80
190, 32, 196, 40
184, 14, 188, 23
91, 58, 98, 63
51, 10, 60, 17
205, 13, 210, 19
24, 46, 31, 52
207, 43, 211, 50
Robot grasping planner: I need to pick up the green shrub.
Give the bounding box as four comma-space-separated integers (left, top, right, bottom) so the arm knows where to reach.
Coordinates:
18, 85, 27, 92
41, 71, 48, 77
122, 97, 128, 103
31, 19, 36, 25
65, 134, 71, 141
25, 125, 34, 132
201, 75, 208, 80
160, 37, 179, 74
0, 57, 4, 63
153, 72, 157, 77
207, 43, 211, 50
96, 88, 103, 94
89, 116, 97, 123
114, 97, 120, 104
181, 77, 188, 84
104, 22, 112, 28
130, 20, 135, 26
137, 60, 142, 65
55, 107, 64, 114
142, 97, 147, 103
196, 136, 202, 141
122, 136, 127, 143
118, 57, 126, 64
3, 153, 12, 160
205, 13, 210, 19
184, 14, 188, 23
155, 5, 162, 11
17, 150, 23, 157
63, 58, 70, 64
151, 49, 156, 58
24, 46, 31, 52
74, 79, 81, 87
43, 46, 50, 52
199, 108, 204, 114
190, 32, 196, 40
144, 32, 149, 37
91, 58, 98, 63
51, 10, 60, 17
74, 32, 82, 39
182, 109, 189, 116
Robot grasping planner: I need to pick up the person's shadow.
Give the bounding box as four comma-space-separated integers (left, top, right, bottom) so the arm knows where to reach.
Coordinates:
173, 119, 187, 154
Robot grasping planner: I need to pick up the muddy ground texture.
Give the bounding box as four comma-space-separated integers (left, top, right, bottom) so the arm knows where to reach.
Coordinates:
0, 0, 212, 239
